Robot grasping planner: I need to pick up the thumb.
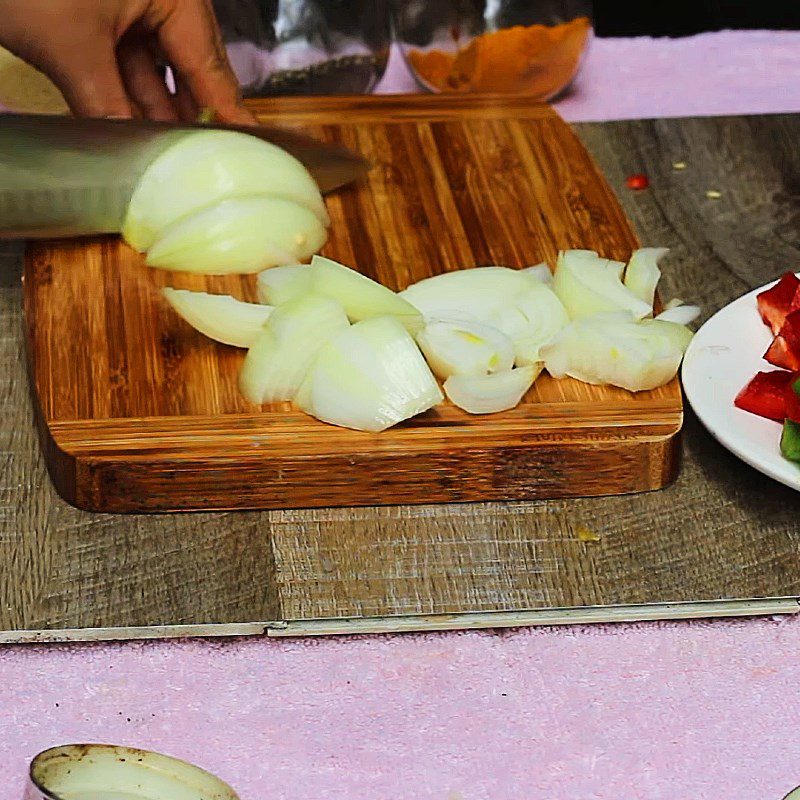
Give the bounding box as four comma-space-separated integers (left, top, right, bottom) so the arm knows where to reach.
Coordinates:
47, 38, 134, 118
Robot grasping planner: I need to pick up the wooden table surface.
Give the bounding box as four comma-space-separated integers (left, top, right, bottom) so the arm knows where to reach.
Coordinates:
2, 113, 800, 640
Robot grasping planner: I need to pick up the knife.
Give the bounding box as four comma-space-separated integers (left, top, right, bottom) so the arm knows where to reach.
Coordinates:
0, 113, 369, 239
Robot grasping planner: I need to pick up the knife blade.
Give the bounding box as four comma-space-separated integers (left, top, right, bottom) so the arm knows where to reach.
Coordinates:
0, 112, 369, 239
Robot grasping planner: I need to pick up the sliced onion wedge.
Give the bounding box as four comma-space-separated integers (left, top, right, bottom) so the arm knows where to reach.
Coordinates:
655, 304, 701, 325
162, 288, 273, 348
399, 266, 530, 320
239, 294, 349, 404
444, 365, 541, 414
257, 264, 313, 305
123, 130, 328, 252
552, 250, 652, 320
624, 247, 669, 307
416, 319, 514, 379
146, 197, 327, 274
542, 312, 692, 392
296, 316, 443, 432
522, 263, 554, 285
505, 283, 569, 366
310, 256, 423, 333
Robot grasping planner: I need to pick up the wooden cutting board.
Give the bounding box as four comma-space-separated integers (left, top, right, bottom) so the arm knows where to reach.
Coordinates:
23, 94, 681, 514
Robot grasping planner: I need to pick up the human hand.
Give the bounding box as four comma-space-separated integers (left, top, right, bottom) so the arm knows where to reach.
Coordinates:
0, 0, 255, 124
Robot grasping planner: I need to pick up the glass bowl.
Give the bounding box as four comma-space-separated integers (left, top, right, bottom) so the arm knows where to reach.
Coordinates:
393, 0, 593, 99
212, 0, 391, 96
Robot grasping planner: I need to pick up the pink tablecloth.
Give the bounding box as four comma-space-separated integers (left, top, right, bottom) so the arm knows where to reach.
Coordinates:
4, 30, 800, 800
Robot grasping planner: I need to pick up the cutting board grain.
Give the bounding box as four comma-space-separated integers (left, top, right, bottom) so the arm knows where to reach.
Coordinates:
23, 94, 681, 513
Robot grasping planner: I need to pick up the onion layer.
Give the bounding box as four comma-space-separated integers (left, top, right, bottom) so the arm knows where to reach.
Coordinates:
444, 366, 541, 414
162, 288, 273, 348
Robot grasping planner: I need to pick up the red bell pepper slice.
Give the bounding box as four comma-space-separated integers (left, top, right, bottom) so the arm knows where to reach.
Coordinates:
735, 370, 793, 421
757, 272, 800, 335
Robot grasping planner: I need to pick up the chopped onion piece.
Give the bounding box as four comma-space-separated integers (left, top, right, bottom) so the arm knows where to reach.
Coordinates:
310, 256, 423, 333
257, 264, 313, 305
416, 319, 514, 379
146, 197, 327, 274
239, 294, 349, 404
123, 130, 328, 252
655, 304, 701, 325
296, 316, 443, 432
508, 283, 570, 365
542, 312, 692, 392
162, 288, 273, 348
399, 267, 530, 320
522, 263, 554, 285
552, 250, 652, 320
663, 297, 686, 311
444, 366, 541, 414
624, 247, 669, 307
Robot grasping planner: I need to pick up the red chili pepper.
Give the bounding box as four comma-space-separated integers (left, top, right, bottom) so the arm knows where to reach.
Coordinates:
626, 173, 649, 190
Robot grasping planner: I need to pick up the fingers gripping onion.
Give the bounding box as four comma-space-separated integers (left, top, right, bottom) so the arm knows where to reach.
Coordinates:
239, 294, 349, 404
162, 288, 273, 348
296, 317, 443, 432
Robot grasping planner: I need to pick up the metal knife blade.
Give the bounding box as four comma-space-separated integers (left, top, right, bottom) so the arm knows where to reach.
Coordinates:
0, 112, 370, 194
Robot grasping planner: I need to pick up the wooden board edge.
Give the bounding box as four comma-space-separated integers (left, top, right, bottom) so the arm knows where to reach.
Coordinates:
1, 599, 796, 645
245, 93, 558, 125
39, 426, 681, 513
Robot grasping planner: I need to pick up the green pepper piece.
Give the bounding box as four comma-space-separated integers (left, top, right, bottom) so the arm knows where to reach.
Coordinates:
780, 419, 800, 462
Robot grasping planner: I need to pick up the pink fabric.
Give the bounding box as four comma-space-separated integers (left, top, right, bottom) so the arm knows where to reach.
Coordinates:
4, 30, 800, 800
3, 618, 800, 800
377, 30, 800, 122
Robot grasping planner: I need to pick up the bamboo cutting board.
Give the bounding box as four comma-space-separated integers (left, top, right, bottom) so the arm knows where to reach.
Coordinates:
23, 94, 681, 513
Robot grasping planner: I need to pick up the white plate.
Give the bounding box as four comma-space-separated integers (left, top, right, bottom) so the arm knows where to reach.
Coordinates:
681, 275, 800, 492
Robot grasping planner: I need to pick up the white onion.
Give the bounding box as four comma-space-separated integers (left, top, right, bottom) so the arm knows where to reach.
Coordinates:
257, 264, 313, 305
522, 263, 554, 285
542, 312, 692, 392
296, 316, 443, 432
655, 304, 701, 325
162, 288, 273, 348
416, 319, 514, 379
123, 130, 328, 252
444, 365, 541, 414
399, 267, 530, 320
310, 256, 423, 333
506, 283, 570, 365
146, 197, 327, 274
623, 247, 669, 308
239, 294, 349, 404
552, 250, 652, 320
